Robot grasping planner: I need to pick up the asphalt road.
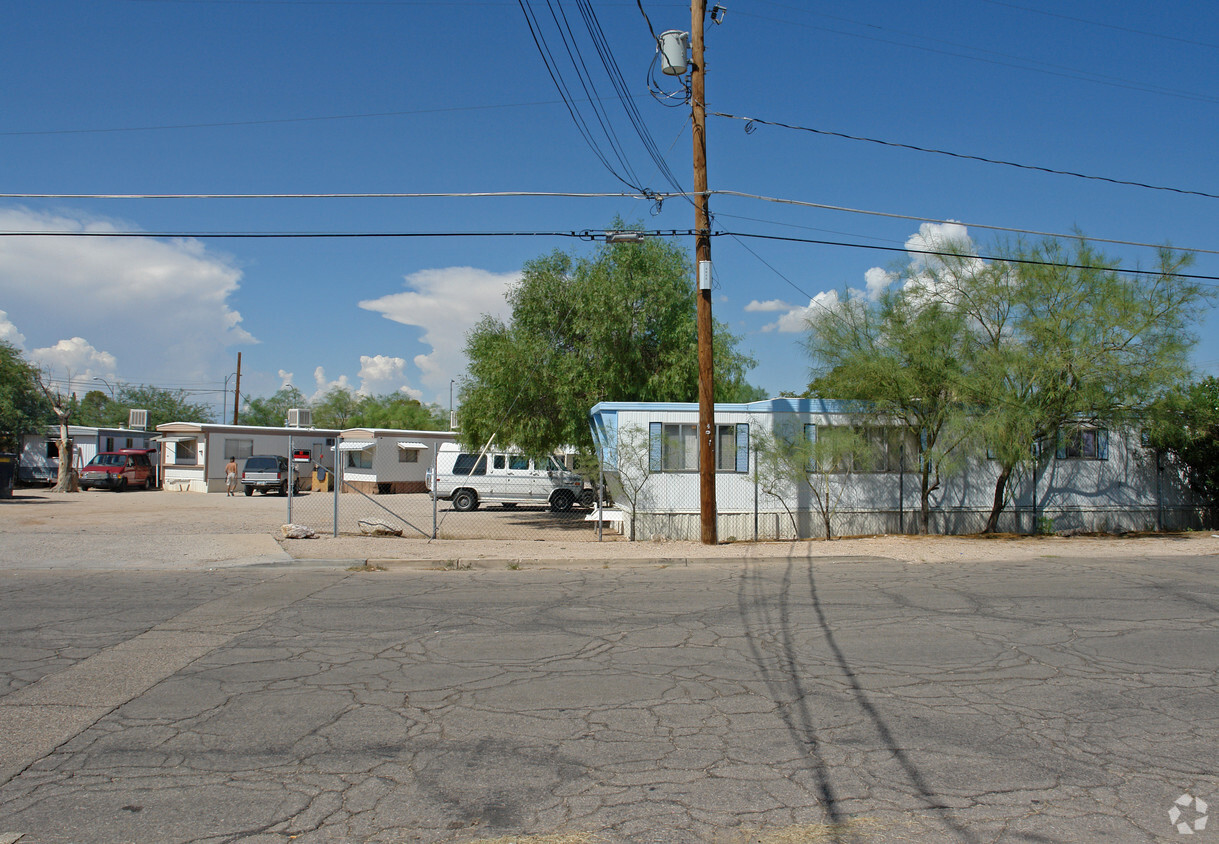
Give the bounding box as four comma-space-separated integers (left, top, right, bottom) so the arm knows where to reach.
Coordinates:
0, 554, 1216, 843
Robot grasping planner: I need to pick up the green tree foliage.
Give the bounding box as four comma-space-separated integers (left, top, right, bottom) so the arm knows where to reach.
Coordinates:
458, 230, 761, 456
805, 283, 972, 534
311, 387, 362, 429
347, 394, 447, 430
1146, 377, 1219, 521
0, 341, 51, 451
239, 386, 446, 431
239, 386, 306, 427
806, 234, 1207, 534
926, 237, 1204, 532
75, 384, 214, 430
754, 423, 869, 540
604, 424, 655, 542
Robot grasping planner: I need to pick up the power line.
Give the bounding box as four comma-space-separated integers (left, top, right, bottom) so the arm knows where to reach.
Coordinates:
0, 99, 599, 138
0, 228, 698, 240
974, 0, 1219, 51
734, 7, 1219, 106
6, 222, 1214, 284
6, 186, 1216, 257
518, 0, 646, 193
0, 190, 650, 199
711, 112, 1219, 201
709, 190, 1219, 257
721, 230, 1219, 284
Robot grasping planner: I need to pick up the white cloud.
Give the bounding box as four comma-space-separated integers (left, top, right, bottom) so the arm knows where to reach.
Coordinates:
304, 355, 427, 403
309, 366, 353, 401
745, 299, 794, 313
357, 354, 405, 386
359, 266, 518, 393
28, 336, 117, 380
0, 310, 26, 348
357, 354, 425, 399
762, 290, 841, 333
901, 221, 982, 302
905, 221, 972, 268
278, 369, 294, 388
0, 207, 254, 384
864, 267, 895, 299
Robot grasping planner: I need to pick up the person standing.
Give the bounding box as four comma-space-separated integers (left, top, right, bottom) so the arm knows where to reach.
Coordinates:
225, 457, 238, 496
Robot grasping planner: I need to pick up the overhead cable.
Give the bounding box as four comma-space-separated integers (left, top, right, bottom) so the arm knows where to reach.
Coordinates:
712, 112, 1219, 201
0, 190, 652, 200
721, 230, 1219, 284
7, 187, 1215, 256
709, 190, 1219, 257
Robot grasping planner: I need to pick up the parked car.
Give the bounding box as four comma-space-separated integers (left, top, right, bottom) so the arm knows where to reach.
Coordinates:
240, 455, 306, 496
426, 443, 585, 512
79, 449, 156, 491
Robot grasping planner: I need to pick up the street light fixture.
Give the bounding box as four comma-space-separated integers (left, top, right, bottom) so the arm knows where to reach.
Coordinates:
92, 376, 115, 399
222, 373, 237, 423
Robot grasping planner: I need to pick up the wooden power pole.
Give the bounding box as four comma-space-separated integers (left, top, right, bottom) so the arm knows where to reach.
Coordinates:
691, 0, 716, 545
232, 352, 242, 425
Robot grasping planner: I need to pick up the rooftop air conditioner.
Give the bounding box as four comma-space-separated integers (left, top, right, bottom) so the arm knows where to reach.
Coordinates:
286, 408, 312, 428
128, 409, 148, 431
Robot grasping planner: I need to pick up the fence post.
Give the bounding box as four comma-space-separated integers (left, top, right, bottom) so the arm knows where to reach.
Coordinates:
753, 441, 759, 542
597, 466, 604, 542
898, 441, 904, 535
431, 445, 438, 540
331, 446, 338, 538
287, 433, 293, 525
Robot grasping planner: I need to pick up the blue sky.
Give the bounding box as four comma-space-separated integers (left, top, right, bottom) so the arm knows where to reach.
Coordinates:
2, 0, 1217, 420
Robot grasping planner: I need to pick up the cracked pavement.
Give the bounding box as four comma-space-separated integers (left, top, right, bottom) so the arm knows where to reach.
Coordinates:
0, 554, 1216, 843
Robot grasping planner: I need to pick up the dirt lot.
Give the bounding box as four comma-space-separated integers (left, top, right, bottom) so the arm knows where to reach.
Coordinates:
3, 486, 1218, 568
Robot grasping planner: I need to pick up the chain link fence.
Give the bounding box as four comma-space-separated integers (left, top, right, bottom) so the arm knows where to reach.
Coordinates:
280, 439, 1205, 544
283, 455, 617, 542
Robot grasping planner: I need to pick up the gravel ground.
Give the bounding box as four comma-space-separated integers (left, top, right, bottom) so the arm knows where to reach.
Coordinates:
4, 486, 1218, 568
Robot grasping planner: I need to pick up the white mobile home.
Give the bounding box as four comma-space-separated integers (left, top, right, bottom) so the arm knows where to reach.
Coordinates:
155, 422, 339, 493
337, 428, 457, 494
589, 399, 1197, 540
18, 425, 158, 485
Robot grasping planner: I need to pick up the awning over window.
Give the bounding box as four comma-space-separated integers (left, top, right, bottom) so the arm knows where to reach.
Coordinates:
337, 440, 375, 452
397, 442, 429, 450
156, 436, 195, 443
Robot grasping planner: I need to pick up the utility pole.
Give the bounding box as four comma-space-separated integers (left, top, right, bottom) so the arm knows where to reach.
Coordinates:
691, 0, 716, 544
232, 352, 242, 425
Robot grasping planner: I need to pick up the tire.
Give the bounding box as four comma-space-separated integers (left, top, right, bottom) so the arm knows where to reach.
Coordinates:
244, 486, 254, 496
144, 476, 153, 490
550, 490, 574, 512
577, 489, 595, 508
279, 483, 288, 496
115, 477, 127, 492
452, 489, 478, 512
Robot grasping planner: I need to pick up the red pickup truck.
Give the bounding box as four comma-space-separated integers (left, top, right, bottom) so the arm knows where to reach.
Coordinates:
79, 449, 157, 491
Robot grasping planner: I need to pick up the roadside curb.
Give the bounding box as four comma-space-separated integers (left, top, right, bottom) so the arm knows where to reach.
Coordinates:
278, 555, 897, 571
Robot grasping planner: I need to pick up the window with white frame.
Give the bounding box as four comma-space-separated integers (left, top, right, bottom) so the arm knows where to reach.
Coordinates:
649, 422, 748, 473
175, 439, 198, 465
346, 449, 373, 470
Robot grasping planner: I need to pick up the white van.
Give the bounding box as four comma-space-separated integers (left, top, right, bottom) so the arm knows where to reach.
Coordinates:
426, 443, 585, 512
